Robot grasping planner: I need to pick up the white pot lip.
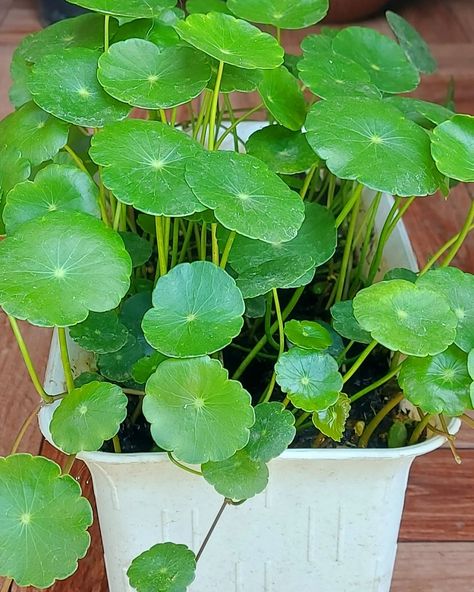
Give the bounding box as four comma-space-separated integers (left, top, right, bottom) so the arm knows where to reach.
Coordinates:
38, 404, 460, 466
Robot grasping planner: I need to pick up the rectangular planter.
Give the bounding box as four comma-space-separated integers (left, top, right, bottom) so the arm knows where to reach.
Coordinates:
39, 123, 459, 592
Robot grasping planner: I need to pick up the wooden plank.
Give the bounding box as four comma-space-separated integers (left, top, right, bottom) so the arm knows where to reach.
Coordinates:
400, 449, 474, 542
392, 542, 474, 592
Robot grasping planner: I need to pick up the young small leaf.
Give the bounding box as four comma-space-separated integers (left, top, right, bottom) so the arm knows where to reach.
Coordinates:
386, 11, 437, 74
132, 351, 167, 384
143, 356, 254, 464
245, 402, 296, 462
69, 310, 130, 354
387, 421, 408, 448
284, 319, 332, 350
312, 393, 351, 442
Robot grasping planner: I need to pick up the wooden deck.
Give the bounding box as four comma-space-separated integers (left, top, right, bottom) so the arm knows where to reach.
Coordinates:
0, 0, 473, 590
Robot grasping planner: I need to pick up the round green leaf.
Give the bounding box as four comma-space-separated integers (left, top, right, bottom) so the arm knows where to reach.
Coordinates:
90, 119, 206, 216
386, 11, 437, 74
0, 211, 132, 327
29, 48, 131, 128
306, 97, 443, 197
119, 231, 152, 267
0, 454, 92, 588
227, 0, 328, 29
284, 319, 332, 350
245, 402, 296, 462
384, 267, 418, 283
50, 381, 128, 453
385, 97, 454, 127
98, 40, 211, 109
143, 356, 254, 464
207, 61, 262, 93
112, 19, 181, 47
4, 164, 100, 234
468, 349, 474, 380
399, 346, 472, 416
258, 66, 306, 131
332, 26, 419, 94
132, 351, 167, 384
174, 12, 283, 69
353, 280, 457, 356
388, 421, 408, 448
69, 310, 130, 353
187, 0, 231, 14
202, 449, 268, 501
127, 542, 196, 592
246, 125, 318, 174
417, 267, 474, 353
185, 151, 305, 243
9, 46, 32, 109
0, 147, 30, 196
331, 300, 372, 344
98, 333, 145, 382
275, 347, 343, 412
142, 261, 244, 357
0, 102, 69, 166
66, 0, 177, 17
431, 115, 474, 182
312, 393, 351, 442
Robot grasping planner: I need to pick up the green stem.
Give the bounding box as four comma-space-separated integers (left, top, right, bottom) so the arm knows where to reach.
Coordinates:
200, 222, 207, 261
64, 145, 88, 174
11, 403, 41, 454
194, 91, 211, 139
358, 392, 404, 448
211, 223, 219, 265
220, 231, 236, 269
441, 198, 474, 267
58, 327, 74, 393
335, 183, 363, 228
208, 60, 224, 151
8, 316, 53, 403
408, 413, 433, 445
223, 94, 239, 152
334, 190, 361, 303
178, 221, 194, 264
159, 109, 168, 125
62, 454, 76, 475
276, 26, 281, 43
155, 216, 168, 278
168, 452, 203, 476
259, 289, 285, 404
170, 218, 180, 268
104, 14, 110, 51
295, 411, 311, 428
112, 199, 122, 231
215, 103, 264, 150
419, 225, 474, 275
264, 292, 280, 351
112, 435, 122, 453
349, 363, 401, 403
342, 339, 377, 384
337, 340, 355, 365
327, 174, 336, 208
300, 164, 318, 199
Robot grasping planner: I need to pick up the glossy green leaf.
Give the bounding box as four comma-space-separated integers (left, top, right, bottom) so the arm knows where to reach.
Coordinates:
175, 12, 283, 69
98, 40, 211, 109
9, 47, 32, 108
353, 280, 457, 356
143, 356, 254, 464
431, 115, 474, 182
132, 351, 167, 384
275, 347, 343, 411
383, 267, 418, 283
4, 164, 100, 234
120, 291, 153, 353
386, 11, 437, 74
29, 48, 131, 128
284, 319, 332, 350
127, 542, 196, 592
119, 231, 152, 267
306, 97, 443, 197
258, 66, 306, 131
387, 421, 408, 448
74, 371, 105, 387
399, 346, 472, 416
332, 26, 419, 94
331, 300, 372, 344
207, 61, 262, 93
0, 102, 69, 166
142, 261, 244, 357
0, 147, 30, 196
227, 0, 328, 29
98, 333, 145, 382
0, 454, 92, 588
187, 0, 231, 14
90, 120, 206, 216
69, 310, 129, 353
186, 151, 305, 243
417, 267, 474, 352
0, 212, 131, 327
50, 381, 128, 453
245, 402, 295, 462
244, 295, 266, 318
312, 393, 350, 442
246, 125, 318, 174
468, 349, 474, 380
202, 449, 268, 500
385, 97, 453, 127
66, 0, 177, 17
112, 19, 181, 47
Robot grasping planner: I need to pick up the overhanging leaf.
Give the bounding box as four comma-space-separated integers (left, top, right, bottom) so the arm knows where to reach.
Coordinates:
275, 347, 342, 411
431, 115, 474, 182
258, 66, 306, 131
306, 96, 443, 197
0, 211, 132, 327
90, 120, 206, 216
385, 97, 454, 127
132, 351, 167, 384
0, 147, 30, 196
175, 12, 283, 69
50, 381, 128, 453
9, 46, 32, 108
185, 150, 305, 243
4, 164, 100, 234
227, 0, 328, 29
142, 261, 244, 357
29, 48, 131, 127
399, 345, 472, 416
207, 61, 262, 93
312, 393, 351, 441
353, 280, 457, 356
331, 300, 372, 344
112, 19, 181, 47
66, 0, 177, 17
0, 454, 92, 588
143, 356, 254, 464
245, 402, 295, 462
119, 232, 153, 267
69, 310, 130, 353
284, 319, 332, 350
386, 11, 437, 74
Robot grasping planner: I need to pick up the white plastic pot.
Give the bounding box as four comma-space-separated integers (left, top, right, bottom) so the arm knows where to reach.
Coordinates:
39, 123, 460, 592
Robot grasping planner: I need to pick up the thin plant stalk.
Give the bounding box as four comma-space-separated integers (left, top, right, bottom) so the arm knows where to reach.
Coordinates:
215, 103, 264, 150
10, 403, 41, 454
441, 198, 474, 267
220, 230, 236, 269
358, 392, 404, 448
58, 327, 74, 393
211, 223, 219, 265
208, 60, 224, 151
342, 340, 377, 384
350, 363, 401, 403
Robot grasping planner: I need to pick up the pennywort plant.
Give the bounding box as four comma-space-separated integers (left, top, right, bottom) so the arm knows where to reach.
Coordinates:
0, 0, 473, 588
